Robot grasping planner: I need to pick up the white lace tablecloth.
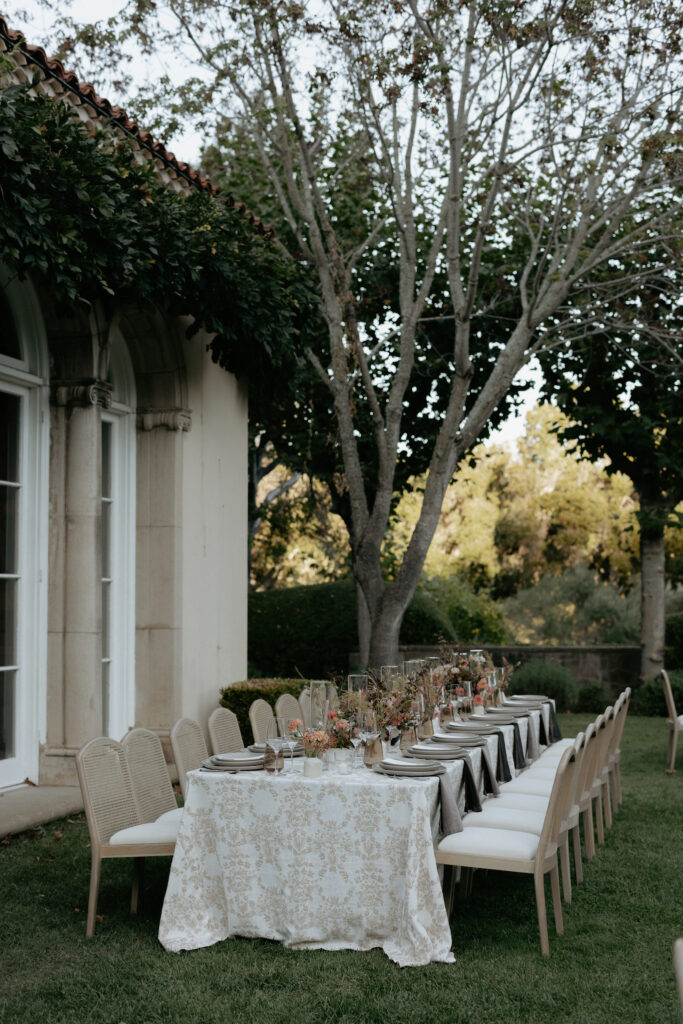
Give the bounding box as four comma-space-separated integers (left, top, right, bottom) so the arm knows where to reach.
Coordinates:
159, 741, 493, 967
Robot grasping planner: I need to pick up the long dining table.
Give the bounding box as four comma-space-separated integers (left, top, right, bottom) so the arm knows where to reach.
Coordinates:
158, 709, 546, 967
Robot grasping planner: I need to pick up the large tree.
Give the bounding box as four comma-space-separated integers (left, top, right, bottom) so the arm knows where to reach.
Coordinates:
541, 333, 683, 678
33, 0, 683, 666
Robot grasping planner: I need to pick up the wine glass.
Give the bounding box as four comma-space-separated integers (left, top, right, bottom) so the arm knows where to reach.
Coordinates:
265, 718, 285, 775
285, 719, 300, 773
346, 711, 363, 769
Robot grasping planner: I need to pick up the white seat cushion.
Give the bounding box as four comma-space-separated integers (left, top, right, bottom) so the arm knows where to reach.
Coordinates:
494, 793, 549, 811
463, 806, 546, 835
438, 826, 540, 862
500, 776, 554, 796
109, 820, 179, 846
525, 768, 559, 781
156, 807, 183, 824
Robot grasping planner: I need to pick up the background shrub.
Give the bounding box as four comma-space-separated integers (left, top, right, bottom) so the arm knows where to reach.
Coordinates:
419, 574, 508, 644
575, 681, 608, 713
219, 678, 308, 745
248, 579, 455, 678
502, 566, 640, 645
665, 611, 683, 668
508, 658, 579, 711
632, 670, 683, 717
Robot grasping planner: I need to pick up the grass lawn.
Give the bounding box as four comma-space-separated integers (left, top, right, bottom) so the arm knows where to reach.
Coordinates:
2, 714, 682, 1024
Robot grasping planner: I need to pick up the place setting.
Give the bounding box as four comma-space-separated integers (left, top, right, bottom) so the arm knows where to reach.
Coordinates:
201, 750, 266, 773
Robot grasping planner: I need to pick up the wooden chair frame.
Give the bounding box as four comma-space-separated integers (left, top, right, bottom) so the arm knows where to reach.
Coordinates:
436, 747, 577, 957
76, 737, 176, 938
663, 670, 682, 773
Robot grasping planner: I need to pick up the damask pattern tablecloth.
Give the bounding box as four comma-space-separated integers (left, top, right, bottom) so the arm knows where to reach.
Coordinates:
160, 746, 487, 967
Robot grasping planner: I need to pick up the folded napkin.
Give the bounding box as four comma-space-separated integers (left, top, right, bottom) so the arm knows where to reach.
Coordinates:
374, 757, 463, 836
528, 724, 540, 765
547, 702, 563, 743
438, 774, 463, 836
480, 745, 500, 797
482, 719, 527, 770
406, 747, 481, 813
445, 722, 513, 782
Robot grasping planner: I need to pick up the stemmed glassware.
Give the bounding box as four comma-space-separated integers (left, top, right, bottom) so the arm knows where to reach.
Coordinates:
265, 718, 286, 775
284, 719, 300, 772
347, 710, 364, 769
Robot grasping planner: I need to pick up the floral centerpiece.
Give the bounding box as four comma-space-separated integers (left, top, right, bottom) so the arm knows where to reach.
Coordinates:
288, 719, 329, 758
301, 729, 329, 758
326, 710, 353, 749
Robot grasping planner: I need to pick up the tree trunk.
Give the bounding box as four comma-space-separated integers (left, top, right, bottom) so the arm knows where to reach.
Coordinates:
366, 599, 403, 670
356, 582, 371, 666
640, 519, 666, 679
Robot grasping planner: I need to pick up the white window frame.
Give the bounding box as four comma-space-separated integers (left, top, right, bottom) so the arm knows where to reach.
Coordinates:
0, 271, 49, 788
101, 331, 136, 740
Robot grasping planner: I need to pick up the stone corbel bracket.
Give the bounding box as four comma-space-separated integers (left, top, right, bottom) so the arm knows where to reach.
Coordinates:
137, 409, 192, 432
52, 379, 113, 409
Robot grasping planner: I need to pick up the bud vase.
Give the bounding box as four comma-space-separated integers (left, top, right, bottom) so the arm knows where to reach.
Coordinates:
303, 756, 323, 778
363, 734, 384, 768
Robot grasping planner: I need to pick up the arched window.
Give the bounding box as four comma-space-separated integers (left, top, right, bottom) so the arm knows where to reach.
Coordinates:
0, 270, 49, 788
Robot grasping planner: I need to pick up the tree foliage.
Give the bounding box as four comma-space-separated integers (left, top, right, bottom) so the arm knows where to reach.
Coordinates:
0, 59, 321, 413
26, 0, 683, 665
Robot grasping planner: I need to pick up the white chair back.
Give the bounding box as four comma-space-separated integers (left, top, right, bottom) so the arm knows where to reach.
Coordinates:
122, 727, 177, 823
208, 707, 244, 754
170, 717, 209, 798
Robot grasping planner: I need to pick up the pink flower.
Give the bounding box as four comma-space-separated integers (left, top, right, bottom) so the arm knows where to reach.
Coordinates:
473, 694, 484, 705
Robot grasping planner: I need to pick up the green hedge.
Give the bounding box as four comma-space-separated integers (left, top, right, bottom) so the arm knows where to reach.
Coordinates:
632, 670, 683, 717
419, 575, 508, 644
219, 678, 308, 745
665, 612, 683, 667
248, 579, 455, 678
508, 658, 579, 712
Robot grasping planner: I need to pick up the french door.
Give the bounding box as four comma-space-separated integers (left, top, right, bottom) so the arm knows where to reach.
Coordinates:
0, 382, 45, 788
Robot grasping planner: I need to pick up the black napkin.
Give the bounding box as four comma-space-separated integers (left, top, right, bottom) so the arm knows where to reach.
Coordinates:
511, 721, 527, 770
547, 702, 563, 742
490, 730, 513, 783
459, 755, 482, 813
480, 745, 500, 796
439, 775, 463, 836
538, 712, 549, 746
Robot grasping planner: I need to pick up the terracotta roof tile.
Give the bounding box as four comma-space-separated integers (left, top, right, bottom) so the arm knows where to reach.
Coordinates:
0, 14, 275, 238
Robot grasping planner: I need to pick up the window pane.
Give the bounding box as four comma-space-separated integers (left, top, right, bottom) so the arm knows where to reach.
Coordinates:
0, 486, 17, 574
101, 660, 109, 737
0, 578, 17, 665
101, 421, 112, 499
0, 291, 21, 360
102, 582, 110, 660
0, 392, 20, 483
101, 501, 111, 579
0, 670, 15, 759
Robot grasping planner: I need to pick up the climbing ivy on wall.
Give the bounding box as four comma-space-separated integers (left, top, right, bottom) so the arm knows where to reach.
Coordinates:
0, 60, 322, 401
